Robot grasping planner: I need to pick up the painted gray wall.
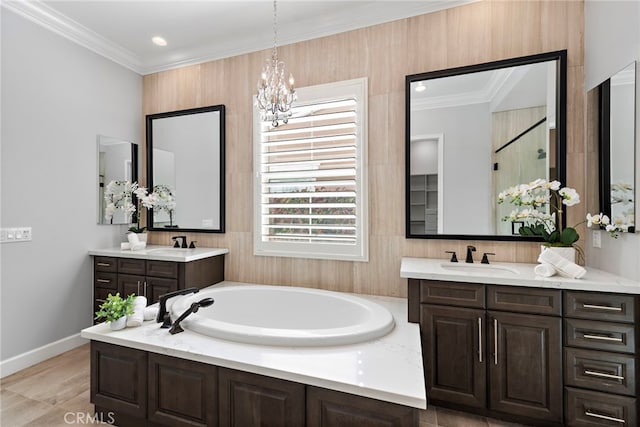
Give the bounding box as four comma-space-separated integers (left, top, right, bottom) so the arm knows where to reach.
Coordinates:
1, 10, 142, 360
584, 0, 640, 280
411, 103, 493, 235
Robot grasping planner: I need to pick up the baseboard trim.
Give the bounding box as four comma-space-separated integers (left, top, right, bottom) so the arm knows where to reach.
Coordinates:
0, 333, 88, 378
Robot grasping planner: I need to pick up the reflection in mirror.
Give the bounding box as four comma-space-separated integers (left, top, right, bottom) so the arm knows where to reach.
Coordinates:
97, 136, 138, 225
146, 105, 225, 233
405, 51, 567, 240
599, 62, 636, 233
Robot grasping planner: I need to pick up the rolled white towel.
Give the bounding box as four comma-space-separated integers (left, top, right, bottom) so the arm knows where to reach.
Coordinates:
538, 249, 586, 279
120, 242, 131, 250
131, 242, 146, 251
534, 263, 557, 277
126, 296, 147, 327
143, 305, 159, 321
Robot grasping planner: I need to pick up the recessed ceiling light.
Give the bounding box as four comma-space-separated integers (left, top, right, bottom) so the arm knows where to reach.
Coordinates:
152, 36, 167, 47
415, 82, 426, 93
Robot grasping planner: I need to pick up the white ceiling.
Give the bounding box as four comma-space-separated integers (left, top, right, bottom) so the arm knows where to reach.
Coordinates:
4, 0, 476, 75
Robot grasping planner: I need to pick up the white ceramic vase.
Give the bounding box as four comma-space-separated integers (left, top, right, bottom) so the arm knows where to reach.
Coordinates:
540, 245, 576, 263
137, 233, 147, 243
109, 316, 127, 331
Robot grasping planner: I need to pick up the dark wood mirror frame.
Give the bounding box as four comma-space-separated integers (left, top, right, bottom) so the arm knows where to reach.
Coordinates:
146, 105, 226, 233
405, 50, 567, 241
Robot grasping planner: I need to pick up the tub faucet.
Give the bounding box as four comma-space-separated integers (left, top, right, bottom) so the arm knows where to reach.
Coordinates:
156, 287, 200, 326
172, 235, 188, 248
169, 298, 215, 335
465, 245, 476, 263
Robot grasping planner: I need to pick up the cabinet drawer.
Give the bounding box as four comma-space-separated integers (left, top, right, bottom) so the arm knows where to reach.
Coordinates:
565, 319, 636, 353
565, 387, 636, 426
94, 272, 117, 290
565, 291, 636, 323
487, 285, 561, 316
420, 280, 485, 308
118, 258, 146, 275
95, 287, 114, 303
146, 260, 178, 279
94, 257, 117, 272
564, 348, 636, 396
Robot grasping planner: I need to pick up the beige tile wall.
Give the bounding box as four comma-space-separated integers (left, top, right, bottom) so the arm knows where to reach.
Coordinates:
144, 0, 585, 297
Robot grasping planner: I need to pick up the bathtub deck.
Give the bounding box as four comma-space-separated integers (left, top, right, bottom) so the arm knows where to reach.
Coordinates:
81, 281, 426, 409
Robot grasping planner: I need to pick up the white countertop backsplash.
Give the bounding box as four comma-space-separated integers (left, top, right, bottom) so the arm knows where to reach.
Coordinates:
81, 282, 426, 409
89, 245, 229, 262
401, 257, 640, 294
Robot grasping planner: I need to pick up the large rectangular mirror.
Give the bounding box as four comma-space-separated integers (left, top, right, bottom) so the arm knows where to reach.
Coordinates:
146, 105, 225, 233
97, 135, 138, 225
599, 61, 636, 233
405, 51, 567, 240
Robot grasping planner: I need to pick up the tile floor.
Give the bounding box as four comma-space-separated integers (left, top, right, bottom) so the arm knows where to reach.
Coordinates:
1, 344, 528, 426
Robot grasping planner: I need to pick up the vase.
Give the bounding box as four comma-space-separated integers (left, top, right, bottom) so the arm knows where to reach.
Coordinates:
137, 233, 148, 243
540, 245, 576, 263
109, 316, 127, 331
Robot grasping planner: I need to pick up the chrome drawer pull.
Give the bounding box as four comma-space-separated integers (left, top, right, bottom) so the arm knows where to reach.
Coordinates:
584, 370, 625, 381
583, 303, 623, 312
583, 334, 624, 342
478, 317, 482, 363
585, 410, 625, 424
96, 262, 111, 267
96, 279, 111, 283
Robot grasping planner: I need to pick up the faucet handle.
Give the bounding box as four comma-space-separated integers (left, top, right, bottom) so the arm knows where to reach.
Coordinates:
445, 251, 458, 263
481, 252, 495, 264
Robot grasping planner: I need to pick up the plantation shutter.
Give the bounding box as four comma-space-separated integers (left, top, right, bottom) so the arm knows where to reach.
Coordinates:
254, 78, 368, 261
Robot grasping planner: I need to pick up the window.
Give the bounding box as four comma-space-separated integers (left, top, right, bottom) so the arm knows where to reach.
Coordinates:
253, 78, 368, 261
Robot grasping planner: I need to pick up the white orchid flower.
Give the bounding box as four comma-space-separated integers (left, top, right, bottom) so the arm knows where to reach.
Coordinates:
559, 187, 580, 206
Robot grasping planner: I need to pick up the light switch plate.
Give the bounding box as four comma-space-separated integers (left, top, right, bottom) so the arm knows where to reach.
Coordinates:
1, 227, 32, 243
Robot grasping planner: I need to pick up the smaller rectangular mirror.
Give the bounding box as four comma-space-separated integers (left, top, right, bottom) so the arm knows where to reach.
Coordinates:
146, 105, 225, 233
97, 135, 138, 225
599, 61, 636, 233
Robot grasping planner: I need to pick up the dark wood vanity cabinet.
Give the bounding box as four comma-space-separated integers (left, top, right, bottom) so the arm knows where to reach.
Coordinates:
93, 254, 224, 322
412, 279, 563, 425
90, 341, 418, 427
563, 291, 639, 426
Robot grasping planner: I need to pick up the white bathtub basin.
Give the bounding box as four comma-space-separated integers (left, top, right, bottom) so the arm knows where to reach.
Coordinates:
169, 285, 395, 346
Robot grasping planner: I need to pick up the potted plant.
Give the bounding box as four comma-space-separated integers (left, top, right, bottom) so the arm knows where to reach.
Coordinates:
104, 180, 158, 242
95, 293, 136, 330
498, 179, 581, 262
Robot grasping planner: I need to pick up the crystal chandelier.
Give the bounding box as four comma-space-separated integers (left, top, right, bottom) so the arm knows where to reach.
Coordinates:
256, 0, 296, 127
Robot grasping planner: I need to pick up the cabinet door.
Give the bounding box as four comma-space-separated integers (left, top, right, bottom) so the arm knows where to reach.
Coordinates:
421, 305, 486, 408
148, 353, 217, 427
488, 311, 562, 422
307, 386, 417, 427
118, 274, 144, 298
146, 277, 179, 304
218, 367, 305, 427
91, 341, 147, 419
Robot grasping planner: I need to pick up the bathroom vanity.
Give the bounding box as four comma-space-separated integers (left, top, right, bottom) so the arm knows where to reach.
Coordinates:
89, 246, 228, 320
402, 257, 640, 427
81, 282, 425, 427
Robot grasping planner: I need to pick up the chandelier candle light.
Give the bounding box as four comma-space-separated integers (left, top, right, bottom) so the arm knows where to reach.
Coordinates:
256, 0, 296, 127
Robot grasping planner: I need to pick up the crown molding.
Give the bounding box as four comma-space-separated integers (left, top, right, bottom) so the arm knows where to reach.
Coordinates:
2, 0, 144, 73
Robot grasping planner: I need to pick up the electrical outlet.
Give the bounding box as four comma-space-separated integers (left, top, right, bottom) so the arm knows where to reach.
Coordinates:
592, 230, 602, 248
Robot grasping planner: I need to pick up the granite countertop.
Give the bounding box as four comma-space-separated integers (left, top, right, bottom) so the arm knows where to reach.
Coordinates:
81, 282, 426, 409
89, 245, 229, 262
401, 257, 640, 294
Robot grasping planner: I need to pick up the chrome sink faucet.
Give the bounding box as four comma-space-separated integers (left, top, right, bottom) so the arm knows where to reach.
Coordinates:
465, 245, 476, 263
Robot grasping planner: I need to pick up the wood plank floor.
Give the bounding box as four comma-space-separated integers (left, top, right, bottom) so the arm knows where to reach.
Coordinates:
0, 344, 526, 427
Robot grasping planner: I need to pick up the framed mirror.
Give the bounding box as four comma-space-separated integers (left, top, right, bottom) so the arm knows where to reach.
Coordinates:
405, 50, 567, 240
599, 62, 636, 233
97, 135, 138, 225
146, 105, 225, 233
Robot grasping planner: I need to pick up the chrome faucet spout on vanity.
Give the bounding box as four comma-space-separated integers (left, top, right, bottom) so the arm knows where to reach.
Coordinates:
465, 245, 476, 263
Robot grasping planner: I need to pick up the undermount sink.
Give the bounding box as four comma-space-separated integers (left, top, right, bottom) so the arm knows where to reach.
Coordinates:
439, 262, 519, 276
145, 247, 194, 255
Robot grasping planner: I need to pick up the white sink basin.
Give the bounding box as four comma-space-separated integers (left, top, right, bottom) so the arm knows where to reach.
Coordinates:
439, 263, 519, 276
145, 247, 194, 256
